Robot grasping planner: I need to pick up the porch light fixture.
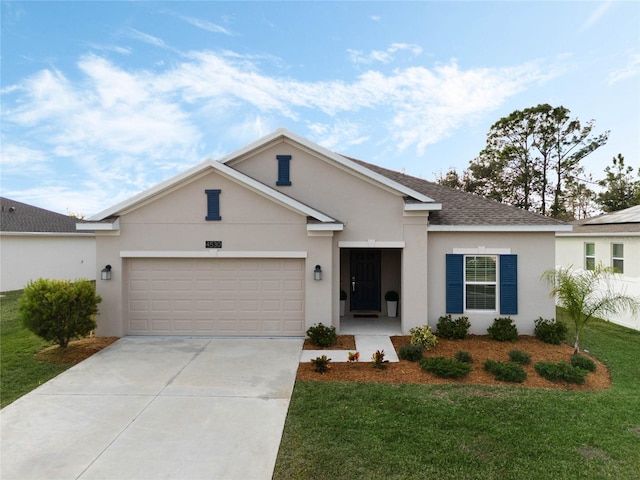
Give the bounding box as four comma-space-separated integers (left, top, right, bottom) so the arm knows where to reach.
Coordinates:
314, 265, 322, 281
101, 265, 112, 281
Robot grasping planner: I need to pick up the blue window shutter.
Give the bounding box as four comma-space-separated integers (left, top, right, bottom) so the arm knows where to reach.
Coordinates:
205, 189, 221, 221
446, 254, 464, 314
500, 254, 518, 315
276, 155, 292, 186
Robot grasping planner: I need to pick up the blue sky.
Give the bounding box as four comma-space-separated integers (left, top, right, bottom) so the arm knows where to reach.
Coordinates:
1, 1, 638, 216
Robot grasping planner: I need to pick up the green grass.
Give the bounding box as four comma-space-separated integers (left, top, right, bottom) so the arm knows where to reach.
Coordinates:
274, 311, 640, 479
1, 290, 71, 408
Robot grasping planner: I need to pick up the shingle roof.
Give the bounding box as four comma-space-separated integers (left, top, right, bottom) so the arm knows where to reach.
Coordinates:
0, 197, 86, 233
564, 205, 640, 234
350, 159, 568, 227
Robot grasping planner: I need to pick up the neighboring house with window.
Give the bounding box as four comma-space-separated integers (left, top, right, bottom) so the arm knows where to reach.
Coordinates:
0, 197, 96, 292
80, 129, 569, 338
556, 205, 640, 330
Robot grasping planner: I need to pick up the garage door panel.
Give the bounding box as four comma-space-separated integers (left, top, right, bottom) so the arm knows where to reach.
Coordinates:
126, 258, 304, 336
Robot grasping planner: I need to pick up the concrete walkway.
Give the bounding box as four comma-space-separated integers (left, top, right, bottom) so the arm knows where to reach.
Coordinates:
0, 337, 303, 480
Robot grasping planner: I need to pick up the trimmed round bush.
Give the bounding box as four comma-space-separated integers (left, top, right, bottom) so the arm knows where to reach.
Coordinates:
436, 314, 471, 339
398, 344, 424, 362
487, 317, 518, 342
19, 278, 101, 348
409, 325, 438, 350
508, 349, 531, 365
420, 357, 472, 379
534, 317, 569, 345
571, 354, 597, 372
306, 323, 337, 347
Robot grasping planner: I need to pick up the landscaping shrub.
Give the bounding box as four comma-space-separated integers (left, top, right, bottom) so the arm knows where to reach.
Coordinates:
306, 323, 337, 347
420, 357, 472, 379
436, 314, 471, 339
570, 354, 597, 372
398, 344, 424, 362
484, 359, 527, 383
535, 361, 588, 385
487, 317, 518, 342
310, 355, 331, 373
534, 317, 569, 345
409, 325, 438, 350
371, 349, 388, 369
508, 349, 531, 365
454, 350, 473, 364
18, 278, 101, 348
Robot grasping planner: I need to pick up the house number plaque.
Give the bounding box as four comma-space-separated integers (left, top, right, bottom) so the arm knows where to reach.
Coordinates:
205, 241, 222, 248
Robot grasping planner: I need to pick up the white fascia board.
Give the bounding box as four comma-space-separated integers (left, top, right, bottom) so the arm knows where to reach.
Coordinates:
453, 247, 512, 255
76, 218, 120, 231
221, 128, 437, 204
556, 231, 639, 237
0, 231, 95, 237
306, 223, 344, 231
120, 251, 308, 258
428, 224, 573, 232
404, 203, 442, 211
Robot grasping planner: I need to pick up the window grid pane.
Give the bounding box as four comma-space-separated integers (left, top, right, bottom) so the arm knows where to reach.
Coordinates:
466, 285, 496, 310
465, 256, 496, 282
464, 256, 497, 310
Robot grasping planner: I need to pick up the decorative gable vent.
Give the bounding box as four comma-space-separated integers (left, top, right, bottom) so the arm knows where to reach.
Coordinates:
276, 155, 292, 186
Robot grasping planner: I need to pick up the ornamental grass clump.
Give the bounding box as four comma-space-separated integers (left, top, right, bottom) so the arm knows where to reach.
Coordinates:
483, 359, 527, 383
310, 355, 331, 373
535, 361, 588, 385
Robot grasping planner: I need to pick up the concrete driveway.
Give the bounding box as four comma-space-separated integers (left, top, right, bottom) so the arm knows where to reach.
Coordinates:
0, 337, 303, 480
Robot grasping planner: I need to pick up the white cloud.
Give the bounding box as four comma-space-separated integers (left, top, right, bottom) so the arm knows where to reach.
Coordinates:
179, 15, 234, 36
607, 51, 640, 85
0, 143, 52, 175
348, 43, 423, 65
127, 28, 167, 48
581, 0, 613, 31
2, 48, 555, 214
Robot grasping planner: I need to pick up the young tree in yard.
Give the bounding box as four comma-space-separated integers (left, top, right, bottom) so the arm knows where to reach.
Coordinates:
542, 265, 638, 354
597, 154, 640, 212
19, 279, 101, 348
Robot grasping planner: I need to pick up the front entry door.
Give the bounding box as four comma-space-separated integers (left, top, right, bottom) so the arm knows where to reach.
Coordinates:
350, 250, 381, 311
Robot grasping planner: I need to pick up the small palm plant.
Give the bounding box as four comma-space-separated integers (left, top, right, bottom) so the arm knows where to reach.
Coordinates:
542, 264, 639, 354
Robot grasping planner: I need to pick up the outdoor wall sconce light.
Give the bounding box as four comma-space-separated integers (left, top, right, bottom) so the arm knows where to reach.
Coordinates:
314, 265, 322, 281
101, 265, 112, 281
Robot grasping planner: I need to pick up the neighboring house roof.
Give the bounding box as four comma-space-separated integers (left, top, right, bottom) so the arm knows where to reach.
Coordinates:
353, 160, 569, 230
0, 197, 88, 233
558, 205, 640, 235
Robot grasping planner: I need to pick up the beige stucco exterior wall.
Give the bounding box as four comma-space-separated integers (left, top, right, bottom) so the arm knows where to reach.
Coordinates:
427, 231, 557, 335
0, 234, 95, 292
556, 234, 640, 278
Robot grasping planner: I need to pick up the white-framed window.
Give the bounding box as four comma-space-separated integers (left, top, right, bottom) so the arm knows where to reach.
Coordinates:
464, 255, 497, 311
612, 243, 624, 273
585, 243, 595, 270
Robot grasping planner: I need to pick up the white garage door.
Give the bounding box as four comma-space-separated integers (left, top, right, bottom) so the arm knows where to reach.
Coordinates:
126, 258, 305, 336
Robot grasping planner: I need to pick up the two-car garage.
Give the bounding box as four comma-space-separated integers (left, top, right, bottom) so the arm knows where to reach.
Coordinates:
125, 258, 305, 336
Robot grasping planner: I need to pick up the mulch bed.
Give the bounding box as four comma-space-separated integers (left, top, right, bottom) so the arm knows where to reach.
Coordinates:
297, 335, 611, 391
35, 337, 120, 364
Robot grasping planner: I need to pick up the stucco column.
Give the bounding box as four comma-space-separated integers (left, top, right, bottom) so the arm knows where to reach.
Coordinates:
401, 224, 429, 334
304, 234, 334, 332
95, 234, 123, 337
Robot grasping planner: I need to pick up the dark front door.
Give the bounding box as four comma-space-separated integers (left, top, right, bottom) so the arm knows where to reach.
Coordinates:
350, 250, 381, 311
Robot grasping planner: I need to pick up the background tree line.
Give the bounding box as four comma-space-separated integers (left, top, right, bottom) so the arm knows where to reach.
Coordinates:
437, 104, 640, 219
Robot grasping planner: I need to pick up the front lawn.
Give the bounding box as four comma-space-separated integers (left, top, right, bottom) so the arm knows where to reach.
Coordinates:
0, 291, 69, 408
274, 312, 640, 479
